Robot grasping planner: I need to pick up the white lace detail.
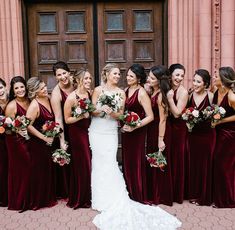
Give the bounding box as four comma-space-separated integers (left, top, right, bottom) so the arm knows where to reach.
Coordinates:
89, 117, 181, 230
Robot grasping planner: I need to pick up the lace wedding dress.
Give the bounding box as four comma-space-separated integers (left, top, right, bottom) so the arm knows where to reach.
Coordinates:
89, 115, 181, 230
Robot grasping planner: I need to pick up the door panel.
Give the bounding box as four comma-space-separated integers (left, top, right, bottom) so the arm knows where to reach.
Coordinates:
26, 1, 163, 91
27, 3, 94, 92
97, 2, 162, 88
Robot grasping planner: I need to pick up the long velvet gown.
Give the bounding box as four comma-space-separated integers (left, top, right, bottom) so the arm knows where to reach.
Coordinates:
186, 94, 216, 205
121, 88, 148, 203
28, 101, 57, 210
5, 102, 31, 210
169, 88, 187, 203
213, 91, 235, 208
146, 93, 173, 206
0, 106, 8, 206
67, 94, 91, 209
54, 87, 70, 199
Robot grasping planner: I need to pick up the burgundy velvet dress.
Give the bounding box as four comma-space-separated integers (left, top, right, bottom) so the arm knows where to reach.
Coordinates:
0, 106, 8, 206
54, 88, 70, 199
146, 93, 173, 206
28, 101, 57, 210
121, 88, 148, 203
213, 91, 235, 208
169, 88, 187, 203
186, 94, 216, 205
67, 94, 91, 208
5, 102, 31, 210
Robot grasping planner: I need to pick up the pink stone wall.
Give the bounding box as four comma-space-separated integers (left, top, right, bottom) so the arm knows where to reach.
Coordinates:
0, 0, 24, 86
168, 0, 235, 89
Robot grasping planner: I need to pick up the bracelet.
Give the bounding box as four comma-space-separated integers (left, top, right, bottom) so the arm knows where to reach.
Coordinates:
158, 135, 164, 138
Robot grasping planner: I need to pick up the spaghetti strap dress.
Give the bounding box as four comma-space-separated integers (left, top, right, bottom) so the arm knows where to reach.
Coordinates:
28, 101, 57, 210
5, 102, 31, 210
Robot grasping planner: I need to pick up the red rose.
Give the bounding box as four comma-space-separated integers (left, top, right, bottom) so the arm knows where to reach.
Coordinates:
125, 114, 132, 123
14, 119, 21, 127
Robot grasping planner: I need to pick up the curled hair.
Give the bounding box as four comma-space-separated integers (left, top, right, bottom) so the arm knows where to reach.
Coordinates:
128, 64, 146, 85
219, 66, 235, 93
73, 68, 91, 86
52, 61, 70, 76
169, 63, 185, 75
27, 77, 43, 100
101, 63, 119, 83
9, 76, 28, 101
0, 78, 6, 87
194, 69, 211, 89
150, 65, 171, 113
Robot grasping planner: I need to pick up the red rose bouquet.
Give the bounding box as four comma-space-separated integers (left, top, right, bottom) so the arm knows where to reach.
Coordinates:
52, 149, 70, 166
119, 111, 141, 127
146, 150, 167, 172
12, 115, 31, 140
181, 107, 202, 132
202, 104, 226, 127
42, 121, 62, 145
71, 98, 95, 118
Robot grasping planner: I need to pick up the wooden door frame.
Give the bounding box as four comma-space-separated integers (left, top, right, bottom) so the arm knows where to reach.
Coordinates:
21, 0, 168, 85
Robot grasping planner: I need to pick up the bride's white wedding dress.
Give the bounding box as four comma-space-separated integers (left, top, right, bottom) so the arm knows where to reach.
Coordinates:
89, 116, 181, 230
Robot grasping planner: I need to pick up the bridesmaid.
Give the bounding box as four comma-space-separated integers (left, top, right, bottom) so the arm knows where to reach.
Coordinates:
187, 69, 215, 206
121, 64, 154, 203
51, 61, 74, 199
64, 68, 92, 209
5, 76, 31, 211
146, 65, 173, 206
26, 77, 57, 210
0, 78, 8, 206
167, 64, 188, 203
212, 66, 235, 208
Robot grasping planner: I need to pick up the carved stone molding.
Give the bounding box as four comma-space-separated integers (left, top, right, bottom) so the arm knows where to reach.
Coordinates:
212, 0, 221, 76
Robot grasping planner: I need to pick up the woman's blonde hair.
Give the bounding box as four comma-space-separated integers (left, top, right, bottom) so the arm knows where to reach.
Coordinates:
27, 77, 43, 100
101, 63, 119, 83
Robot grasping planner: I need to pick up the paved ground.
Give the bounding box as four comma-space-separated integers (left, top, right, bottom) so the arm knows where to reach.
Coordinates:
0, 199, 234, 230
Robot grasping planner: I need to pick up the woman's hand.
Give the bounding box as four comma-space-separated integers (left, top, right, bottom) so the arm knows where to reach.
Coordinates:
158, 138, 165, 151
83, 112, 90, 119
60, 141, 68, 151
43, 136, 54, 146
167, 89, 174, 100
101, 105, 113, 115
121, 124, 136, 132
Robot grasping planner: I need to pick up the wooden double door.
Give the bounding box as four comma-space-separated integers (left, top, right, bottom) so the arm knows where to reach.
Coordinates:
26, 1, 166, 91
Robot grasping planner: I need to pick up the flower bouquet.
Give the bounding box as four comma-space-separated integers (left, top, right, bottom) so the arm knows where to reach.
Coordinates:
181, 107, 202, 132
202, 104, 226, 127
1, 116, 14, 134
146, 150, 167, 172
12, 115, 31, 140
42, 121, 63, 145
71, 98, 95, 118
0, 115, 6, 134
52, 149, 71, 166
98, 91, 123, 117
119, 111, 141, 127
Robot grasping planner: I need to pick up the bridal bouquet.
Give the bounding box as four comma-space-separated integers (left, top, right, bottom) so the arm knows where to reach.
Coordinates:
71, 98, 95, 118
119, 111, 141, 127
98, 91, 123, 117
181, 107, 202, 132
202, 104, 226, 127
146, 150, 167, 172
42, 121, 62, 145
52, 148, 71, 166
11, 115, 31, 140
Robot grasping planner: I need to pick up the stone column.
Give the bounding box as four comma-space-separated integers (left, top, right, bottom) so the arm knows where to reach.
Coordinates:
0, 0, 24, 86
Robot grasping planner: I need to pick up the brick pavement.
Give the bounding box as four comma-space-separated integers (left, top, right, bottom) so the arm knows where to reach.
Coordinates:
0, 199, 234, 229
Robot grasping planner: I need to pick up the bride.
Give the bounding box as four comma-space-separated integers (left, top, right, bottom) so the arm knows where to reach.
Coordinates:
88, 63, 181, 230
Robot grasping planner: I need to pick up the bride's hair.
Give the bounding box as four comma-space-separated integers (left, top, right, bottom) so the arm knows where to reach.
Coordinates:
101, 63, 119, 83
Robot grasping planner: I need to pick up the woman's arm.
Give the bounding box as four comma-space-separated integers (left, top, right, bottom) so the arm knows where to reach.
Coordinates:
91, 86, 104, 117
51, 86, 67, 149
26, 100, 53, 145
167, 87, 188, 118
5, 100, 16, 118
